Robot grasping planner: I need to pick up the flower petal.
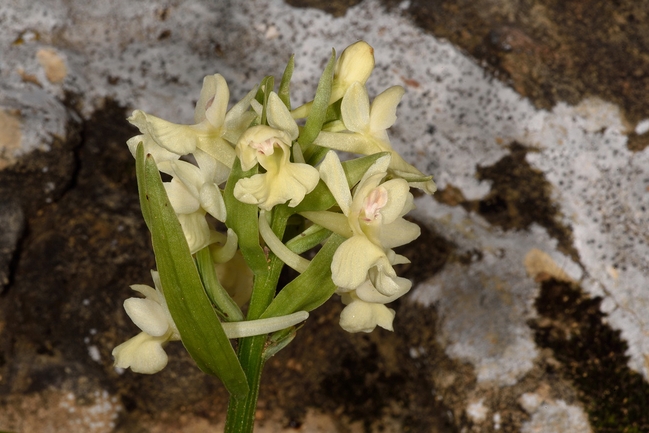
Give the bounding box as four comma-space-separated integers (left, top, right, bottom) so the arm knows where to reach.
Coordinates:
378, 179, 411, 225
236, 125, 291, 171
196, 135, 237, 168
355, 278, 411, 304
234, 160, 319, 211
170, 160, 203, 196
267, 92, 299, 141
200, 182, 227, 221
112, 332, 170, 374
331, 40, 375, 102
357, 153, 391, 188
223, 86, 258, 141
367, 261, 403, 297
313, 130, 380, 155
164, 178, 200, 215
380, 217, 420, 249
233, 173, 269, 207
198, 74, 229, 128
204, 79, 229, 129
177, 212, 211, 253
339, 299, 395, 333
194, 148, 230, 184
199, 74, 230, 129
123, 298, 169, 337
129, 110, 197, 155
341, 82, 370, 134
129, 284, 160, 303
318, 151, 352, 215
369, 85, 404, 133
125, 133, 180, 172
331, 235, 386, 290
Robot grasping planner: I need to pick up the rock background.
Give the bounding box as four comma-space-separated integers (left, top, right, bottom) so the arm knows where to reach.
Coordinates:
1, 0, 648, 432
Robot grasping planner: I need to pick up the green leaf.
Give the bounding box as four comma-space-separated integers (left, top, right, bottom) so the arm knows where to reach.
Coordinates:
341, 151, 390, 185
261, 234, 345, 318
285, 224, 332, 255
298, 49, 336, 149
278, 55, 294, 110
136, 144, 249, 399
290, 152, 389, 214
223, 158, 268, 276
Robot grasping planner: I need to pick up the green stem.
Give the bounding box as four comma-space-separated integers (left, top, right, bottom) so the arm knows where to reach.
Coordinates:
224, 207, 290, 433
223, 334, 266, 433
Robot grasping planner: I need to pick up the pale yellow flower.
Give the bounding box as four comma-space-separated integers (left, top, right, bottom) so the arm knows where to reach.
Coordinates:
299, 151, 418, 334
339, 290, 396, 333
314, 151, 419, 296
162, 148, 229, 253
112, 271, 180, 374
331, 40, 375, 103
234, 125, 319, 210
292, 40, 375, 119
234, 93, 319, 210
113, 271, 311, 373
314, 82, 436, 194
128, 74, 256, 167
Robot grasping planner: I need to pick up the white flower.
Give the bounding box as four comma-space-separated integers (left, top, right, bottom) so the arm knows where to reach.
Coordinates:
314, 82, 436, 194
234, 93, 319, 211
112, 271, 180, 374
128, 74, 256, 167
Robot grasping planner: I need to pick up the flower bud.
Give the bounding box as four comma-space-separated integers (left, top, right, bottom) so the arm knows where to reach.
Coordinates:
331, 41, 375, 102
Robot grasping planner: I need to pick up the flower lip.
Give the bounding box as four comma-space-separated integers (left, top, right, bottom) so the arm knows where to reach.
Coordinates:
236, 125, 292, 171
250, 138, 277, 156
361, 186, 388, 222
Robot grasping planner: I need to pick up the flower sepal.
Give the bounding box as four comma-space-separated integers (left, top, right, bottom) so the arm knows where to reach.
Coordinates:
290, 151, 389, 214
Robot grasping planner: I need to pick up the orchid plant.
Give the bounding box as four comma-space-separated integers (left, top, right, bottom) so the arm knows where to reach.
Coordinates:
114, 41, 435, 432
